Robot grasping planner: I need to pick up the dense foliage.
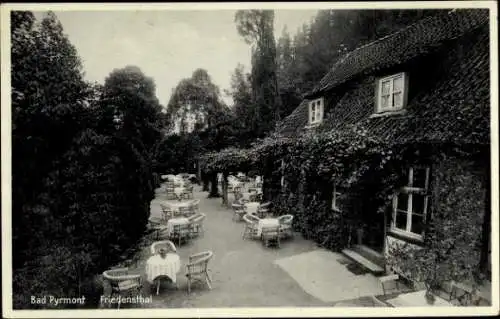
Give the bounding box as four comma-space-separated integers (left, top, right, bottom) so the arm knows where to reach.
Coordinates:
202, 123, 489, 290
11, 11, 165, 308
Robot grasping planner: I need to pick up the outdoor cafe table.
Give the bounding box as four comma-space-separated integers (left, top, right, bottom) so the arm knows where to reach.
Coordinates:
166, 217, 190, 237
173, 187, 187, 199
244, 202, 261, 215
256, 218, 280, 237
165, 201, 193, 214
145, 252, 181, 284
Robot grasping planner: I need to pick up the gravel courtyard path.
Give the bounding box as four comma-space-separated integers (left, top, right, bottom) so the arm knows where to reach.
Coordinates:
131, 184, 331, 308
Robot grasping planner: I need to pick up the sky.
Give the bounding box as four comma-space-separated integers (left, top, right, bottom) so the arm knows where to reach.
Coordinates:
35, 10, 318, 107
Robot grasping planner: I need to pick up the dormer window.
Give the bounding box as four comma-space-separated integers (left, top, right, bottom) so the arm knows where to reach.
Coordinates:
376, 72, 408, 114
308, 98, 324, 125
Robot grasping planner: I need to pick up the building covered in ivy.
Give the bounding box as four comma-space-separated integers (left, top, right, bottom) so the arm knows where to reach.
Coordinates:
276, 8, 491, 298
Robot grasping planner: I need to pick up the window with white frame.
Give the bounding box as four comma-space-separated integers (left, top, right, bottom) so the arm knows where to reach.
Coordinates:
308, 98, 324, 125
376, 72, 408, 113
391, 167, 430, 239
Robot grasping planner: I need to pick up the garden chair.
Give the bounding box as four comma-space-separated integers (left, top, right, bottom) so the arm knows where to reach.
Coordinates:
189, 213, 206, 238
160, 204, 173, 221
192, 199, 200, 213
231, 203, 246, 222
150, 240, 177, 255
148, 217, 168, 240
102, 268, 142, 309
261, 225, 281, 248
166, 187, 177, 200
185, 251, 214, 294
278, 214, 294, 238
181, 187, 193, 200
178, 206, 193, 217
169, 223, 191, 247
242, 214, 259, 240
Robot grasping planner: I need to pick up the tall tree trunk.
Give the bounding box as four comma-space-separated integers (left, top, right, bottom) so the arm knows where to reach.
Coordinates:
222, 171, 229, 207
201, 171, 210, 191
208, 172, 220, 198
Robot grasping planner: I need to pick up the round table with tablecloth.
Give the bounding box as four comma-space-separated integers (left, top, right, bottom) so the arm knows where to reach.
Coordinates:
145, 253, 181, 284
164, 200, 193, 213
173, 187, 187, 198
256, 218, 280, 237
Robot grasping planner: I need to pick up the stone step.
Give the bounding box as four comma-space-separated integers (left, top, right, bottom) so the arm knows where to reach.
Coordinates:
353, 245, 385, 267
342, 248, 385, 275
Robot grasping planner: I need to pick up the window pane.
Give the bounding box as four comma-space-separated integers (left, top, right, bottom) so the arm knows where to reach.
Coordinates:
412, 194, 426, 215
411, 214, 424, 235
413, 168, 428, 188
397, 193, 408, 211
393, 92, 402, 107
381, 80, 391, 94
393, 75, 403, 91
395, 211, 407, 230
381, 95, 390, 108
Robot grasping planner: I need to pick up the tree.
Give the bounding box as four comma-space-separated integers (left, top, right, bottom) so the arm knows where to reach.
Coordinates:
226, 64, 253, 130
167, 68, 229, 135
235, 10, 282, 137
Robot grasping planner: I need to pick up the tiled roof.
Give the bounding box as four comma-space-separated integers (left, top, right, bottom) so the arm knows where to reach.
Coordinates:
306, 9, 489, 97
278, 10, 490, 145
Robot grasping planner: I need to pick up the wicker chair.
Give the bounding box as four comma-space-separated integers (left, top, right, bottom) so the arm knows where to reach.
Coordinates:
189, 213, 206, 238
278, 215, 294, 238
169, 223, 191, 247
102, 268, 142, 309
150, 240, 177, 255
166, 187, 177, 200
160, 204, 173, 221
148, 217, 168, 240
181, 188, 193, 200
242, 214, 259, 240
192, 199, 200, 213
261, 225, 281, 248
231, 203, 246, 222
178, 206, 192, 217
186, 251, 214, 294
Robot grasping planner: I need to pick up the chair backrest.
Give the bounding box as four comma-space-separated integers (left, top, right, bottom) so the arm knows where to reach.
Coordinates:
179, 206, 191, 214
192, 199, 200, 211
278, 214, 294, 224
232, 203, 244, 212
103, 268, 141, 290
242, 214, 255, 225
187, 251, 213, 275
261, 225, 280, 236
150, 240, 177, 255
259, 202, 271, 209
247, 213, 260, 223
173, 223, 190, 234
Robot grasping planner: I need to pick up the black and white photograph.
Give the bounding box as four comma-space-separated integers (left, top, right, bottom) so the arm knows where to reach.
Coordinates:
1, 1, 498, 317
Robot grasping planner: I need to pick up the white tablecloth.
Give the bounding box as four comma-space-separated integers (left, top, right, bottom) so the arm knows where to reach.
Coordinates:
173, 187, 186, 198
244, 202, 260, 214
145, 253, 181, 283
257, 218, 280, 237
165, 201, 192, 213
166, 217, 190, 237
386, 290, 455, 307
